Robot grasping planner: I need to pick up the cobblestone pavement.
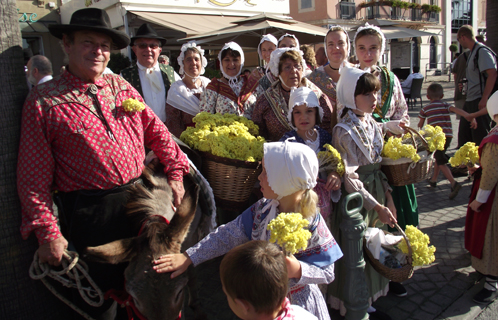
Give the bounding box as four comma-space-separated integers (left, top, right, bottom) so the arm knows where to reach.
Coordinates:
185, 76, 497, 320
329, 77, 495, 320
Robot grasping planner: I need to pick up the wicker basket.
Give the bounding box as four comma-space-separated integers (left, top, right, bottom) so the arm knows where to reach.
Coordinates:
198, 151, 262, 207
381, 127, 434, 186
363, 222, 414, 283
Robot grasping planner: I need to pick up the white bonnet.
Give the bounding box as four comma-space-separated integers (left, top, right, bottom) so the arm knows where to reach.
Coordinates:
268, 47, 306, 77
278, 33, 300, 48
353, 23, 386, 58
218, 41, 245, 79
264, 140, 318, 200
287, 87, 323, 128
324, 25, 351, 61
487, 91, 498, 119
258, 34, 278, 60
336, 64, 369, 110
177, 41, 207, 76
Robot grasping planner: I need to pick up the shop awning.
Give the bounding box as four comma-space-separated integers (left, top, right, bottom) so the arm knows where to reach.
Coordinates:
129, 11, 242, 38
19, 21, 50, 33
179, 13, 327, 47
348, 22, 437, 40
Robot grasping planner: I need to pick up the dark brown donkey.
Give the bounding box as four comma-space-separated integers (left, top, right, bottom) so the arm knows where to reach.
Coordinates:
85, 162, 202, 320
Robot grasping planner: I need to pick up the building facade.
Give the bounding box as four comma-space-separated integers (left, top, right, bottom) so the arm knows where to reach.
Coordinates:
17, 0, 66, 76
60, 0, 292, 69
290, 0, 447, 79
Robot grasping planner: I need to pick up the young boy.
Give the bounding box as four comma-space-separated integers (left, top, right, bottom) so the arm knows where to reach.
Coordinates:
418, 83, 475, 199
220, 240, 318, 320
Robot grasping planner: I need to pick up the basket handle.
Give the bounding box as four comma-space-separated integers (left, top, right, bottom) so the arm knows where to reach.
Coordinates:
370, 219, 413, 266
403, 126, 429, 152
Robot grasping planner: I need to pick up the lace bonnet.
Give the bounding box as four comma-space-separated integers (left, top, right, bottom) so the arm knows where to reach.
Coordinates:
177, 41, 208, 76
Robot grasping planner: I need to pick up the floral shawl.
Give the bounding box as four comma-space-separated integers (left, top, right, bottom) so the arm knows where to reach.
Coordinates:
263, 78, 324, 132
199, 75, 261, 118
335, 109, 383, 164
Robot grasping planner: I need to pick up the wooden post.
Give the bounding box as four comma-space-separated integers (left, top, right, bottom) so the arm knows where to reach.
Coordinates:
340, 193, 370, 320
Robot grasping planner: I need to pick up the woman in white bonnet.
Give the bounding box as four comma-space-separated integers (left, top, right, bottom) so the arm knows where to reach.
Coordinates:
307, 25, 351, 128
278, 33, 300, 48
257, 34, 278, 92
199, 41, 262, 119
154, 140, 343, 320
252, 48, 333, 142
165, 41, 210, 137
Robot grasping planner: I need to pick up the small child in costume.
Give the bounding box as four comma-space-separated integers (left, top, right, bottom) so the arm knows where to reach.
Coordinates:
220, 240, 318, 320
280, 86, 342, 218
465, 91, 498, 304
154, 140, 343, 320
418, 83, 474, 199
328, 65, 397, 319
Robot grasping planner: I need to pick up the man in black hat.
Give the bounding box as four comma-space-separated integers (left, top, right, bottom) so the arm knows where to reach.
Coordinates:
121, 23, 176, 122
17, 8, 189, 319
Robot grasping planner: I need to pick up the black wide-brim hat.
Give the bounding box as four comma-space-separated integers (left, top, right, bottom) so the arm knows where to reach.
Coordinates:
49, 8, 130, 50
131, 23, 166, 47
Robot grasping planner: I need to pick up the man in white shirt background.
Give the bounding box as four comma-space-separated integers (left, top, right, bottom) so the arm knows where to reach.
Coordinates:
26, 55, 53, 86
401, 66, 424, 96
121, 24, 176, 122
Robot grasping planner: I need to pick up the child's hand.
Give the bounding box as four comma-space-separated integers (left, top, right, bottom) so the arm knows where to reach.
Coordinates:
469, 200, 483, 212
153, 253, 192, 278
374, 204, 397, 228
468, 164, 479, 175
285, 255, 302, 279
470, 118, 478, 129
325, 172, 341, 191
383, 120, 405, 135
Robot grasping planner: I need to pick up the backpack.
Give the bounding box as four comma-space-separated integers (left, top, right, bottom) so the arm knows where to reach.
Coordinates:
473, 44, 498, 96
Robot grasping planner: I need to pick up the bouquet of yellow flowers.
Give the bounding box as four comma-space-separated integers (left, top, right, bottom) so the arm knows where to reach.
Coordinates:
382, 136, 421, 162
397, 225, 436, 266
449, 142, 479, 167
317, 144, 345, 176
382, 125, 445, 162
267, 213, 312, 256
419, 125, 446, 152
122, 98, 145, 112
180, 112, 265, 162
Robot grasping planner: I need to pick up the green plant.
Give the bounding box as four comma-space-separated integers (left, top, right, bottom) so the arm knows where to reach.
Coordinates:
203, 67, 221, 80
107, 53, 131, 74
392, 0, 410, 9
421, 4, 441, 13
449, 44, 458, 53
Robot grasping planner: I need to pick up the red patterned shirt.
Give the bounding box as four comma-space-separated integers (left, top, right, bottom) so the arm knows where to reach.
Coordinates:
17, 71, 189, 245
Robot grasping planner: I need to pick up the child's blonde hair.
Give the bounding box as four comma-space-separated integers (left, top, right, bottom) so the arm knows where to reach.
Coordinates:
297, 188, 319, 219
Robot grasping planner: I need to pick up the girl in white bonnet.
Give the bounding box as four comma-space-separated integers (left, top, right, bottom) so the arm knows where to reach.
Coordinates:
328, 65, 398, 320
280, 86, 342, 219
154, 140, 343, 320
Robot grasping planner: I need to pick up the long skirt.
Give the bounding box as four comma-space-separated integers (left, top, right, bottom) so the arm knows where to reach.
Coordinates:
327, 163, 389, 315
388, 184, 419, 232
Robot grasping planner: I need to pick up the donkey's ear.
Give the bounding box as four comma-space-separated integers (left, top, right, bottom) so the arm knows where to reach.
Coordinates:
84, 237, 138, 264
166, 179, 200, 243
